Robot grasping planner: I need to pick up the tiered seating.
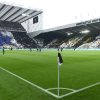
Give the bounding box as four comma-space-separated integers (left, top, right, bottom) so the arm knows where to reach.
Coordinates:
34, 31, 67, 47
0, 32, 3, 46
0, 32, 12, 46
78, 35, 100, 49
60, 35, 83, 48
0, 20, 26, 32
12, 32, 37, 48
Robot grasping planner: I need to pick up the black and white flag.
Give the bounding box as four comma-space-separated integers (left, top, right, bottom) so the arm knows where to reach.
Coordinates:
58, 52, 63, 66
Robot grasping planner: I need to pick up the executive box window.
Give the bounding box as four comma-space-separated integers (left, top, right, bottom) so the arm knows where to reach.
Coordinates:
33, 16, 38, 24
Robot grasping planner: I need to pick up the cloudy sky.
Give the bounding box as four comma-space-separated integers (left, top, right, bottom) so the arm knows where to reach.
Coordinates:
0, 0, 100, 29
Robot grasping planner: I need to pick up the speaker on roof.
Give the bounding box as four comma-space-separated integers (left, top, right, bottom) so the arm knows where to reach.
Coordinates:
33, 16, 38, 24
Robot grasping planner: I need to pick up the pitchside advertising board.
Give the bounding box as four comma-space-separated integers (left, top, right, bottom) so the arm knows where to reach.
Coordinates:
76, 18, 100, 26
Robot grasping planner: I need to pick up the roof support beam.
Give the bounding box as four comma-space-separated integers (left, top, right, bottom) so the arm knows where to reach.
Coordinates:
16, 11, 35, 22
5, 8, 22, 21
0, 4, 5, 11
10, 9, 29, 22
0, 6, 14, 19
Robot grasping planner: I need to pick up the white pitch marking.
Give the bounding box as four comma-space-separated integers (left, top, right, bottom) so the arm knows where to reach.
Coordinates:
1, 66, 100, 99
59, 82, 100, 99
0, 67, 59, 98
46, 87, 76, 92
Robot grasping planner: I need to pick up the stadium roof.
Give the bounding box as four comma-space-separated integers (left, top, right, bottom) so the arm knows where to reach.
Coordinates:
0, 3, 42, 23
38, 18, 100, 35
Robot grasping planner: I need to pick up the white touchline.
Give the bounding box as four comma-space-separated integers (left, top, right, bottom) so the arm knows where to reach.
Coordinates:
0, 67, 58, 98
59, 81, 100, 99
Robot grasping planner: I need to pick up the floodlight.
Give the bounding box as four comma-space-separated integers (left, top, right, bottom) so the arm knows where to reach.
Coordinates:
80, 29, 90, 34
65, 32, 73, 35
22, 13, 29, 17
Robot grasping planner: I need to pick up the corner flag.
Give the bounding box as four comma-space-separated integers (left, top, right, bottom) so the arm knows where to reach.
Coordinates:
58, 52, 63, 66
57, 52, 63, 96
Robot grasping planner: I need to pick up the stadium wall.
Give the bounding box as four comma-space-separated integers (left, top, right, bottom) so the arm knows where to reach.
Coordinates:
21, 13, 43, 33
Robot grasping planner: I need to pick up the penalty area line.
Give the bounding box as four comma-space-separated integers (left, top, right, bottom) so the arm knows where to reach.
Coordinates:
0, 66, 58, 98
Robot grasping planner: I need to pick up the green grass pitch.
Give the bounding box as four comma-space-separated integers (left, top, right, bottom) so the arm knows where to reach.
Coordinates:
0, 49, 100, 100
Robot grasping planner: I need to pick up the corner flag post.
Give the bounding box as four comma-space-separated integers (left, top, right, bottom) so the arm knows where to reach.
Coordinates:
58, 52, 63, 96
58, 61, 60, 96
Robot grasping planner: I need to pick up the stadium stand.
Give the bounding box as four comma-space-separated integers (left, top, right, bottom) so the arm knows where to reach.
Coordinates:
60, 34, 83, 48
33, 29, 100, 49
34, 31, 68, 48
0, 20, 38, 48
0, 3, 100, 50
33, 18, 100, 49
0, 20, 26, 32
78, 34, 100, 49
12, 32, 37, 48
0, 31, 19, 48
0, 21, 38, 48
0, 3, 42, 49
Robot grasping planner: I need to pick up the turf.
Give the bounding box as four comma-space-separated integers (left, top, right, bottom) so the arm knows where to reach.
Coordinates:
0, 49, 100, 100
